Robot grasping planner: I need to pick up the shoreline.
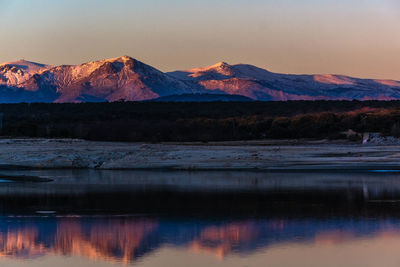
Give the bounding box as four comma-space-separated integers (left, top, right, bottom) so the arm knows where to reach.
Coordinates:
1, 138, 400, 171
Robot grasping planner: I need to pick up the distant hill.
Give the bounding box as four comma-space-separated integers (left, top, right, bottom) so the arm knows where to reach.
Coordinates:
168, 62, 400, 101
2, 56, 400, 103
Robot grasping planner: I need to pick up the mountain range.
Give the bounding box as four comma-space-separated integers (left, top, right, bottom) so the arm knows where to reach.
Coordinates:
1, 56, 400, 103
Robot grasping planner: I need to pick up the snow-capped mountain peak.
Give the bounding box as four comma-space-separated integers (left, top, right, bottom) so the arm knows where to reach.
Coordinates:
168, 62, 400, 101
0, 59, 52, 86
3, 56, 400, 103
188, 61, 235, 77
2, 56, 199, 103
0, 59, 51, 73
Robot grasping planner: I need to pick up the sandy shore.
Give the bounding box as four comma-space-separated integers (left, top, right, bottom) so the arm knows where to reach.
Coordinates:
0, 138, 400, 170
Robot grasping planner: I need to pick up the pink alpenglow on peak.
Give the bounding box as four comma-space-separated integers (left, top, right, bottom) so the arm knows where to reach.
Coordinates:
374, 80, 400, 87
313, 74, 356, 85
2, 56, 400, 103
0, 59, 52, 87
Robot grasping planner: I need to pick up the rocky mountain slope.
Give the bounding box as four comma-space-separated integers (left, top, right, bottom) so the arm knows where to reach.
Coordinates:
1, 56, 400, 102
0, 56, 200, 103
168, 62, 400, 100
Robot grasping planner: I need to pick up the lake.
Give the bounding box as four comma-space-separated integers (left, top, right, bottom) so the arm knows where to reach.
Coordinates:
1, 169, 400, 267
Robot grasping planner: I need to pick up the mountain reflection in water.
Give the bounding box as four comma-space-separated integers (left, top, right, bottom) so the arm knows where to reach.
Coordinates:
1, 216, 400, 264
3, 170, 400, 266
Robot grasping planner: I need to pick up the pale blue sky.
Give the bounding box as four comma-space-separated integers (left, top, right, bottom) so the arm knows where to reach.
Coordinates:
1, 0, 400, 79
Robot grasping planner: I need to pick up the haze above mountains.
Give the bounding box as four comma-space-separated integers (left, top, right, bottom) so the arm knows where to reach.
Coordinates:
1, 56, 400, 103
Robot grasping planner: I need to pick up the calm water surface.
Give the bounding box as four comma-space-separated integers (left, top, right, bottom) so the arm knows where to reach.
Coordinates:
0, 170, 400, 267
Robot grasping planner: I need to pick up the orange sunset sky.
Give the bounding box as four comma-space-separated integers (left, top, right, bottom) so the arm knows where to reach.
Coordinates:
1, 0, 400, 79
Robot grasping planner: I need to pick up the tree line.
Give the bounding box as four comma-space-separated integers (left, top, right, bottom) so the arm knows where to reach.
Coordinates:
1, 101, 400, 142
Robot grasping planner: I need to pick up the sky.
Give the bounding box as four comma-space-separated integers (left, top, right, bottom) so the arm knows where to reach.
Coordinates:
1, 0, 400, 79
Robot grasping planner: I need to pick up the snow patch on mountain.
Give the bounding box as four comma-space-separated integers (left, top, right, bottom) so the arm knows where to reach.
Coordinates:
313, 74, 355, 85
374, 80, 400, 87
0, 59, 52, 86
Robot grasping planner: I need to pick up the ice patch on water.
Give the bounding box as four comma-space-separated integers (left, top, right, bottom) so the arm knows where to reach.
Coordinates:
369, 170, 400, 173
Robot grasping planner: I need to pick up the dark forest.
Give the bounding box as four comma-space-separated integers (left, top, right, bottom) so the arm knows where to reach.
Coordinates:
1, 101, 400, 142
